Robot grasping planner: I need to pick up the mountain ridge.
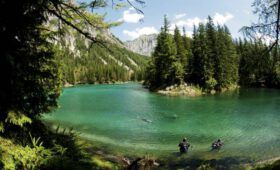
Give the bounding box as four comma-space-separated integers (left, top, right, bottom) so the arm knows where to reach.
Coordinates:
125, 34, 158, 56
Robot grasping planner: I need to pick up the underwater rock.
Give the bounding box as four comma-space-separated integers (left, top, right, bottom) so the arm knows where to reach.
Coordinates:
141, 118, 153, 123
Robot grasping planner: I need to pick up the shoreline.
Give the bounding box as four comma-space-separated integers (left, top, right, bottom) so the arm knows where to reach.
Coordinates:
76, 136, 280, 169
157, 84, 241, 97
52, 123, 279, 170
44, 121, 280, 169
157, 83, 203, 97
63, 81, 131, 88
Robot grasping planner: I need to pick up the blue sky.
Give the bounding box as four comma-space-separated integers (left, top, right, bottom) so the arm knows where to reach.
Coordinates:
85, 0, 257, 41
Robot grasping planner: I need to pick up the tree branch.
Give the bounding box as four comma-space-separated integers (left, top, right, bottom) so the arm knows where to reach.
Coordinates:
126, 0, 144, 14
46, 8, 100, 44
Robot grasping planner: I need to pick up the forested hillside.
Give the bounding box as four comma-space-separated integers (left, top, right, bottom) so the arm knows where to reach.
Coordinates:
236, 39, 280, 88
48, 12, 147, 85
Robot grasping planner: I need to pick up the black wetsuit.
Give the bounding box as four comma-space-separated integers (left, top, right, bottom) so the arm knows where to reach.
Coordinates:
212, 140, 223, 149
178, 141, 190, 153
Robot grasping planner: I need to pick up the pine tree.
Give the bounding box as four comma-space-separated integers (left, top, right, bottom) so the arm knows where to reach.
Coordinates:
205, 16, 218, 88
145, 16, 183, 89
189, 20, 238, 91
182, 27, 192, 51
237, 38, 277, 87
174, 26, 187, 64
0, 0, 63, 132
215, 25, 239, 89
182, 27, 192, 81
189, 24, 209, 87
173, 26, 186, 84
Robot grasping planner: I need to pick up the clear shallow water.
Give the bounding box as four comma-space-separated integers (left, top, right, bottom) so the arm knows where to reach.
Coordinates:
44, 83, 280, 161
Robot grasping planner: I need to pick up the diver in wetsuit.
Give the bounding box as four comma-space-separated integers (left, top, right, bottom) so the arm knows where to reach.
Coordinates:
178, 138, 190, 153
212, 139, 223, 150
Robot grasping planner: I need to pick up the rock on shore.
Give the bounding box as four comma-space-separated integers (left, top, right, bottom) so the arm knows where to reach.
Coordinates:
158, 83, 203, 97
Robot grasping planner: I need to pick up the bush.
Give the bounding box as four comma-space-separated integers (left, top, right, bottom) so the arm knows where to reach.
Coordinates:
205, 77, 217, 91
0, 137, 52, 170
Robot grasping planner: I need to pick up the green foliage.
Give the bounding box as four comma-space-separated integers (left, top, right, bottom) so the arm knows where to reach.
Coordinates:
189, 18, 239, 91
189, 24, 208, 87
182, 27, 192, 77
240, 0, 280, 88
254, 160, 280, 170
91, 156, 115, 169
0, 123, 4, 133
48, 10, 148, 85
0, 0, 146, 169
236, 38, 279, 87
144, 14, 279, 92
0, 137, 52, 170
205, 77, 218, 92
145, 16, 184, 89
0, 121, 106, 170
5, 111, 32, 128
55, 43, 147, 85
174, 26, 188, 65
169, 62, 185, 85
205, 16, 217, 81
274, 61, 280, 86
0, 0, 63, 133
215, 25, 239, 90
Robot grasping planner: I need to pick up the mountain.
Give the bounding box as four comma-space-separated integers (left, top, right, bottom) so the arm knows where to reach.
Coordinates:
46, 15, 147, 85
125, 34, 158, 56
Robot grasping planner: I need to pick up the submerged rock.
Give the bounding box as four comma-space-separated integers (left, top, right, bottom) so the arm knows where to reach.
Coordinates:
141, 118, 153, 123
172, 114, 178, 119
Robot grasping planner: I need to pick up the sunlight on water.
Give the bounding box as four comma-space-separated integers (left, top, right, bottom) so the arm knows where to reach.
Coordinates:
44, 83, 280, 161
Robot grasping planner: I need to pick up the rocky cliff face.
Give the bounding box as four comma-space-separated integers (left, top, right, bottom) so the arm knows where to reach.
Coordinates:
46, 15, 126, 58
125, 34, 158, 56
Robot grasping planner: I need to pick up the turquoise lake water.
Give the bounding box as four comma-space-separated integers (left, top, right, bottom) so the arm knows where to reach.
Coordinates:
44, 83, 280, 161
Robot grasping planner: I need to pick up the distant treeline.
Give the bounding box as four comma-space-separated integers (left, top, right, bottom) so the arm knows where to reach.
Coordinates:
145, 16, 280, 92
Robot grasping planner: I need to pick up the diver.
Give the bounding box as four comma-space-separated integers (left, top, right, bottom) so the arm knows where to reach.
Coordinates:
178, 137, 190, 154
211, 139, 223, 150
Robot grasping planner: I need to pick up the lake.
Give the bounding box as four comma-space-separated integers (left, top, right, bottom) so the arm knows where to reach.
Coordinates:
44, 83, 280, 162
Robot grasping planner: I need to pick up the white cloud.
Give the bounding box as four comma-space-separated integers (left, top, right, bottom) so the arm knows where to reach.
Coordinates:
185, 17, 207, 27
169, 23, 194, 37
168, 12, 234, 37
171, 12, 234, 30
174, 13, 187, 20
170, 17, 206, 33
119, 7, 144, 23
213, 12, 234, 25
171, 17, 207, 31
123, 27, 158, 39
